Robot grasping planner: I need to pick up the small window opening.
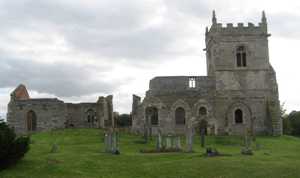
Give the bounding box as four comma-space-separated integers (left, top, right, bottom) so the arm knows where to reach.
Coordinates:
189, 77, 196, 88
234, 109, 243, 124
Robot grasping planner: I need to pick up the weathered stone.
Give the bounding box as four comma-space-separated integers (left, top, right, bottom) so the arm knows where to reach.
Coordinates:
131, 11, 282, 136
7, 85, 114, 135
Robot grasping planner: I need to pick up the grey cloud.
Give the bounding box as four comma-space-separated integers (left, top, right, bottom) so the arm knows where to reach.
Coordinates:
0, 0, 208, 63
268, 13, 300, 39
0, 56, 119, 97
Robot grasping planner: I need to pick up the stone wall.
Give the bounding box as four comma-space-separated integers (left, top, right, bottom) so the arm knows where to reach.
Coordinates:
7, 85, 114, 134
131, 11, 282, 136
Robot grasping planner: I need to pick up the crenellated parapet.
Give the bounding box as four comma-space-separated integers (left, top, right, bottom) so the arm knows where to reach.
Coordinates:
206, 10, 269, 43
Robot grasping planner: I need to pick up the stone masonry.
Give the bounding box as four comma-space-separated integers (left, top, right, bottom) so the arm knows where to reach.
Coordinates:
131, 11, 282, 136
7, 84, 114, 134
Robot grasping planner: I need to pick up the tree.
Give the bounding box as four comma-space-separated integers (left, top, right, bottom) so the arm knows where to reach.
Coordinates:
0, 122, 30, 169
287, 111, 300, 136
280, 102, 291, 134
116, 114, 132, 127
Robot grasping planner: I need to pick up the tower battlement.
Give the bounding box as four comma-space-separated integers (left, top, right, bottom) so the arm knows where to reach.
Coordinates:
206, 11, 268, 37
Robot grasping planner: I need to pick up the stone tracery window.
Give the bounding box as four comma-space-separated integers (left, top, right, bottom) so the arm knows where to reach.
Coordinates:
236, 45, 247, 67
175, 107, 185, 125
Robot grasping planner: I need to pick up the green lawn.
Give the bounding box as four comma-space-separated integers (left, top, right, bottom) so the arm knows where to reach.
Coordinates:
1, 129, 300, 178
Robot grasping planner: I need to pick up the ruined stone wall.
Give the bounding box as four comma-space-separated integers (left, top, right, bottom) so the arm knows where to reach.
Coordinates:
65, 103, 98, 128
7, 99, 66, 134
7, 85, 114, 134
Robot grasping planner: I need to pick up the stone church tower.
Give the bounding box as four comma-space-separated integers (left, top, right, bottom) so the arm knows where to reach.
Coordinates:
131, 11, 282, 136
205, 11, 282, 135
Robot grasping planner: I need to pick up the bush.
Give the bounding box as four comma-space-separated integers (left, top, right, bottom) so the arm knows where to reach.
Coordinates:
0, 122, 30, 169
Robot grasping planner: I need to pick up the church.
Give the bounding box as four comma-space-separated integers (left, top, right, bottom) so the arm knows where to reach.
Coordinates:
131, 11, 282, 136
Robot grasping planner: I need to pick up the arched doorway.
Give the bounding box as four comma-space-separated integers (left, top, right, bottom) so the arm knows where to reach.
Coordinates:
86, 109, 96, 128
175, 107, 185, 125
27, 110, 37, 131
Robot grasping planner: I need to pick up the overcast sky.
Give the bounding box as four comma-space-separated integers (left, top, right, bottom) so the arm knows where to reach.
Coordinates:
0, 0, 299, 118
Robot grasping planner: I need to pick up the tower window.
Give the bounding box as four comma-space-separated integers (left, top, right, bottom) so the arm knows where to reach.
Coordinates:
189, 77, 196, 88
236, 46, 247, 67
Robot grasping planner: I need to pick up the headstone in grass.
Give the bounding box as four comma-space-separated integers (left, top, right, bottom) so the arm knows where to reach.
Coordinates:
165, 135, 172, 149
50, 143, 59, 153
186, 127, 193, 152
156, 129, 162, 150
104, 130, 120, 154
111, 131, 120, 154
241, 128, 253, 155
174, 136, 181, 150
104, 132, 112, 153
199, 119, 208, 148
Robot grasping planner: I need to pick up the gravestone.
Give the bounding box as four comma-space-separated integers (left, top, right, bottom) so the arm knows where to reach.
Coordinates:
104, 132, 112, 153
50, 143, 59, 153
104, 130, 119, 154
174, 136, 181, 150
156, 129, 162, 150
186, 127, 193, 152
165, 135, 172, 149
199, 119, 208, 148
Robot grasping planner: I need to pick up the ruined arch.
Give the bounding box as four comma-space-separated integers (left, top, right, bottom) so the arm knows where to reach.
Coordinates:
143, 96, 166, 127
145, 106, 159, 126
26, 110, 37, 131
86, 108, 96, 127
171, 99, 191, 126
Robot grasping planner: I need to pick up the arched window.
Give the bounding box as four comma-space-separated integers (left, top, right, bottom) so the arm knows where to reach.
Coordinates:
146, 107, 159, 126
175, 107, 185, 125
27, 110, 37, 131
199, 107, 207, 116
235, 109, 243, 124
236, 46, 247, 67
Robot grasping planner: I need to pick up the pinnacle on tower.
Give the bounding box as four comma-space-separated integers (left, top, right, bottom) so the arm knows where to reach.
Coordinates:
262, 10, 267, 24
212, 10, 217, 24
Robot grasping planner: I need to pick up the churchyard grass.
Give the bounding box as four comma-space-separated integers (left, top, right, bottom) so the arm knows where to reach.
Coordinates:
1, 128, 300, 178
